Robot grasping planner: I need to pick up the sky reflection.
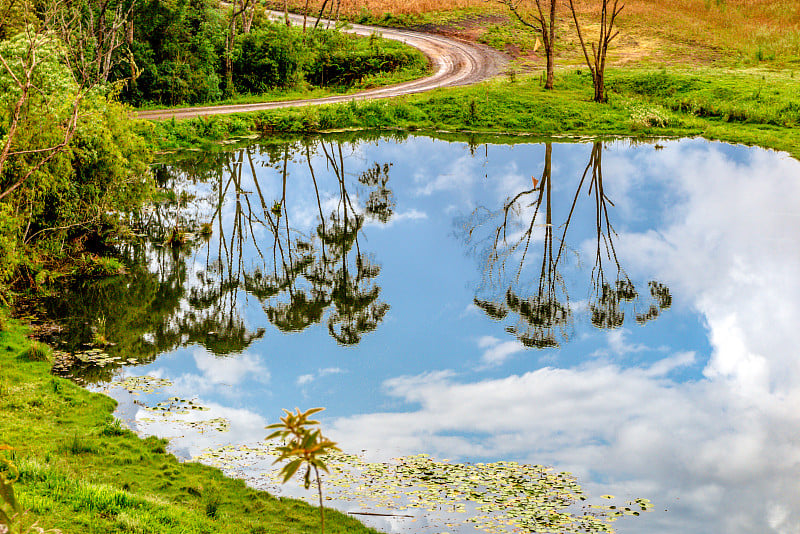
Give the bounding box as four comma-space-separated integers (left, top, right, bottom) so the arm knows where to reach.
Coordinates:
86, 137, 800, 534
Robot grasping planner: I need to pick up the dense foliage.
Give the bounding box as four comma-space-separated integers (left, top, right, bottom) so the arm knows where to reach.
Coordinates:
118, 0, 427, 106
120, 0, 226, 105
0, 18, 152, 302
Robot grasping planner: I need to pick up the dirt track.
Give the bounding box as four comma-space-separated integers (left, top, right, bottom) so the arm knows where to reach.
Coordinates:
136, 12, 507, 121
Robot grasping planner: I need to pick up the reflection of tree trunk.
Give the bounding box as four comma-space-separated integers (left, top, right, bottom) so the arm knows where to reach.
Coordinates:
592, 143, 621, 282
540, 143, 554, 296
306, 143, 327, 261
280, 145, 296, 295
250, 150, 290, 280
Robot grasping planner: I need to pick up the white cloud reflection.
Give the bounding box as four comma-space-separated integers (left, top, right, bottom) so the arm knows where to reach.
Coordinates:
324, 141, 800, 534
104, 140, 800, 534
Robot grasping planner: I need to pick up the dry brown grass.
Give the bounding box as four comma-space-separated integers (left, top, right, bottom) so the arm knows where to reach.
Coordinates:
615, 0, 800, 62
284, 0, 799, 64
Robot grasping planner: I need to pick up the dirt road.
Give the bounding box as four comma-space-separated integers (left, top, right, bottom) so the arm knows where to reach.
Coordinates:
136, 12, 507, 121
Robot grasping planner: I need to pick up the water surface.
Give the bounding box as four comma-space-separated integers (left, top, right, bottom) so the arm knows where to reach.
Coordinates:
49, 134, 800, 534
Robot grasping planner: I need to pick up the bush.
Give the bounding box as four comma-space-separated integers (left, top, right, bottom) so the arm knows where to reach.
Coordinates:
233, 25, 306, 93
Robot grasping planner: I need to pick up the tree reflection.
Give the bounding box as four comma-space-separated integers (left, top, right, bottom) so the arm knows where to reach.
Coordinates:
171, 138, 392, 348
466, 141, 671, 348
45, 138, 394, 382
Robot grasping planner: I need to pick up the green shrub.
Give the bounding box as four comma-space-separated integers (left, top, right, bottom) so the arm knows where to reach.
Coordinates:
233, 25, 306, 93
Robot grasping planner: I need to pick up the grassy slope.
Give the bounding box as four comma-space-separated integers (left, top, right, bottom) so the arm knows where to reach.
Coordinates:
145, 66, 800, 159
270, 0, 800, 67
0, 313, 379, 534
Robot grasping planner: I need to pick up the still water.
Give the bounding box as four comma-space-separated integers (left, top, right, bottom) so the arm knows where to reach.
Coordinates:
49, 134, 800, 533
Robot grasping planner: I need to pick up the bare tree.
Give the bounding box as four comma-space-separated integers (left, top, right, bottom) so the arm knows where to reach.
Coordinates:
238, 0, 256, 33
568, 0, 623, 103
314, 0, 340, 30
54, 0, 138, 85
224, 0, 252, 97
499, 0, 557, 89
302, 0, 310, 30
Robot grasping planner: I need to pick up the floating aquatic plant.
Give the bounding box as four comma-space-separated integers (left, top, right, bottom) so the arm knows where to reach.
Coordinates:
144, 397, 210, 414
192, 444, 652, 534
109, 376, 173, 395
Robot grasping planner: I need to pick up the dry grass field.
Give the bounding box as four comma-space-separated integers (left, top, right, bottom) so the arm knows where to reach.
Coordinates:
275, 0, 800, 66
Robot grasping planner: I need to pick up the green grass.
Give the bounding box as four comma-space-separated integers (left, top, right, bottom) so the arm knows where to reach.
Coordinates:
0, 311, 380, 534
142, 67, 800, 160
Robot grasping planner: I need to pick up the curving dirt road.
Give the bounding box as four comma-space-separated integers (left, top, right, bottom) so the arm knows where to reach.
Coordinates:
136, 12, 507, 121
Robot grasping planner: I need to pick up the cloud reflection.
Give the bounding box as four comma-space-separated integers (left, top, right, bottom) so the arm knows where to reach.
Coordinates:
325, 140, 800, 534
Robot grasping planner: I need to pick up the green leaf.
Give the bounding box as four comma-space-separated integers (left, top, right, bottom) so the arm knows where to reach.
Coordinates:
281, 458, 303, 483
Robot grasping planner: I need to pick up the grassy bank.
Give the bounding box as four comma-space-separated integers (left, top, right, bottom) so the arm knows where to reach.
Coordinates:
142, 67, 800, 159
0, 311, 379, 534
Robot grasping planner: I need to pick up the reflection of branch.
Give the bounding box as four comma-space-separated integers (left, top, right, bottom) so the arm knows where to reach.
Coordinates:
588, 142, 620, 286
466, 140, 675, 346
306, 143, 327, 262
154, 139, 391, 347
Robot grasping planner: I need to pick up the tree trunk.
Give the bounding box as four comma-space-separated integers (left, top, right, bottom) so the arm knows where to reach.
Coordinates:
544, 0, 555, 89
594, 70, 605, 103
225, 33, 233, 97
314, 0, 330, 29
315, 466, 325, 534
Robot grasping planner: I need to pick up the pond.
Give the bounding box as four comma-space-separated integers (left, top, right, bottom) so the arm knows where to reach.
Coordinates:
47, 133, 800, 534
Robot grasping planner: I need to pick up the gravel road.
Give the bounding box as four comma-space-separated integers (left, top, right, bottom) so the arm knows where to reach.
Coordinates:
136, 12, 507, 121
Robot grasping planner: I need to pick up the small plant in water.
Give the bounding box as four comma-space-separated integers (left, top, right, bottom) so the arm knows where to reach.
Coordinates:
199, 222, 213, 238
165, 227, 187, 247
266, 408, 340, 534
91, 315, 109, 347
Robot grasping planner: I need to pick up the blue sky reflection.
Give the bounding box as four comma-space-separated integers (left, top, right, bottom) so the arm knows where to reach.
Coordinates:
97, 137, 800, 534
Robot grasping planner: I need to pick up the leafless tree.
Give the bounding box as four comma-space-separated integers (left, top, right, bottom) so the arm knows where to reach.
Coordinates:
238, 0, 256, 33
499, 0, 557, 89
568, 0, 624, 103
54, 0, 138, 85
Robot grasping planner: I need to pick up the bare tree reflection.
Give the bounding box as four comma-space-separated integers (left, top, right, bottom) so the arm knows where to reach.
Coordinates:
192, 138, 391, 347
47, 138, 395, 381
466, 141, 671, 349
